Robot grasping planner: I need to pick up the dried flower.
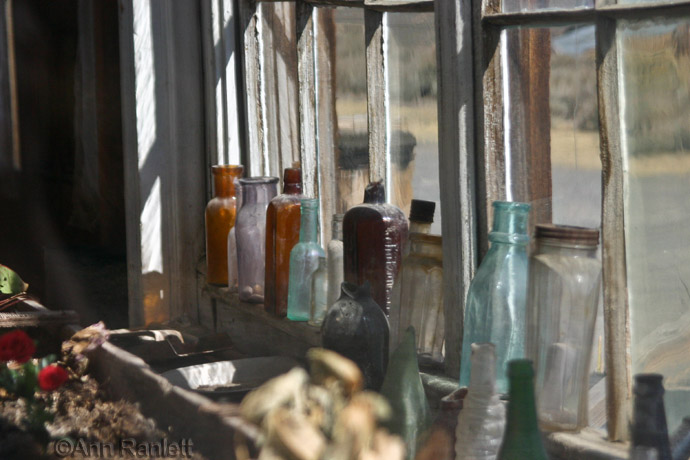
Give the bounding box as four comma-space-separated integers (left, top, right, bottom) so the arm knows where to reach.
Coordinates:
38, 364, 69, 391
0, 329, 36, 363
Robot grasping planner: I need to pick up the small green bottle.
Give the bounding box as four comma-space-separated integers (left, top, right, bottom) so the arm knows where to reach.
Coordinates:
497, 359, 549, 460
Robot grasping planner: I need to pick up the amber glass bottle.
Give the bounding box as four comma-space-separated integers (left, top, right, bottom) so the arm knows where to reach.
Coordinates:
343, 181, 408, 315
205, 165, 243, 285
264, 167, 303, 316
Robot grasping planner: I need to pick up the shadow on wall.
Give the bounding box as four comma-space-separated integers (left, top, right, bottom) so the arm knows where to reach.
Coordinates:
0, 0, 128, 328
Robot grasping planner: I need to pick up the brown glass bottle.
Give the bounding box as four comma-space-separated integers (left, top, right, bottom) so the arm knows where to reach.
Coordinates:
205, 165, 243, 285
343, 181, 408, 315
264, 167, 304, 316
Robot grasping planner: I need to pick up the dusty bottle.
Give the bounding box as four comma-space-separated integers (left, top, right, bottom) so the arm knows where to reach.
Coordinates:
321, 281, 389, 390
327, 214, 345, 308
380, 326, 432, 460
496, 359, 548, 460
309, 256, 328, 326
390, 233, 444, 363
455, 343, 506, 460
343, 181, 408, 315
459, 201, 531, 394
287, 199, 325, 321
265, 167, 304, 316
630, 374, 672, 460
235, 176, 279, 303
205, 165, 243, 285
528, 224, 601, 431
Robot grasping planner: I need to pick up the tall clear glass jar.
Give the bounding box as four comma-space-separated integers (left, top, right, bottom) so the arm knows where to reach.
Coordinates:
264, 167, 304, 317
327, 214, 344, 308
459, 201, 531, 394
235, 176, 279, 303
343, 181, 408, 315
528, 224, 601, 431
390, 234, 444, 363
287, 198, 325, 321
205, 165, 243, 285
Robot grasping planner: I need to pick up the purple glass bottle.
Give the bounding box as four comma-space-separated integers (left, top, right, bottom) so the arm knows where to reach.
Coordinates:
343, 181, 408, 315
235, 176, 279, 303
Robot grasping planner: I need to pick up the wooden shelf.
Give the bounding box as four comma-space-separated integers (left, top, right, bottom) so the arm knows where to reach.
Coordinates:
202, 284, 321, 361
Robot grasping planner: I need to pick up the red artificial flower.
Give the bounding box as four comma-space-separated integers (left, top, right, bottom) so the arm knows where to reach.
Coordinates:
0, 330, 36, 363
38, 365, 69, 391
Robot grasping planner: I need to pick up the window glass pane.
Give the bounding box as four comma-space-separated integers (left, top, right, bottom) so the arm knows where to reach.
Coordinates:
619, 17, 690, 432
333, 8, 368, 213
502, 0, 593, 14
386, 12, 441, 234
502, 26, 601, 227
503, 25, 605, 429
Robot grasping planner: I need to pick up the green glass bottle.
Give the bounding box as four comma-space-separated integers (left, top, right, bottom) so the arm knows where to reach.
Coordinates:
497, 359, 549, 460
287, 198, 325, 321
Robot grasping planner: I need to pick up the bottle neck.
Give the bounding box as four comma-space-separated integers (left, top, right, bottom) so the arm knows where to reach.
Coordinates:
300, 203, 319, 243
492, 202, 530, 234
632, 377, 671, 457
505, 376, 540, 436
332, 218, 343, 241
243, 183, 275, 205
363, 181, 385, 204
409, 221, 432, 235
214, 173, 239, 198
282, 167, 302, 194
283, 182, 302, 194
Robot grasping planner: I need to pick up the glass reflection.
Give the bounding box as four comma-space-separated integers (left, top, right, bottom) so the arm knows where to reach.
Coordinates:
386, 12, 441, 234
334, 8, 368, 213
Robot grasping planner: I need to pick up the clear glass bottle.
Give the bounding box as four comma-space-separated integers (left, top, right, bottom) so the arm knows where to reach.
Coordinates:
459, 201, 530, 394
455, 343, 506, 460
343, 181, 408, 315
205, 165, 243, 285
327, 214, 344, 308
527, 224, 601, 432
264, 167, 304, 317
496, 360, 548, 460
287, 198, 325, 321
309, 256, 328, 326
630, 374, 672, 460
235, 176, 279, 303
390, 234, 444, 363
